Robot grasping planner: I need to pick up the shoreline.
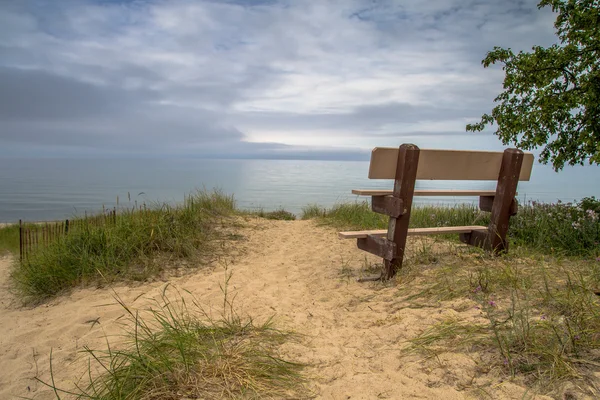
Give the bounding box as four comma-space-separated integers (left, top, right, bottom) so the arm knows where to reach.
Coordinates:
0, 196, 573, 227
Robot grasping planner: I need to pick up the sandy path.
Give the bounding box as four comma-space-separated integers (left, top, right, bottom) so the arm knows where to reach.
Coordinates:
0, 219, 550, 399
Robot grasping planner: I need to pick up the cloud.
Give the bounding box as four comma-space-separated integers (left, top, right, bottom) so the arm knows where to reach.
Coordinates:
0, 0, 557, 158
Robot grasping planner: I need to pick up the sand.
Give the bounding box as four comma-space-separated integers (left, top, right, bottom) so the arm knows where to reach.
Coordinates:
0, 219, 558, 399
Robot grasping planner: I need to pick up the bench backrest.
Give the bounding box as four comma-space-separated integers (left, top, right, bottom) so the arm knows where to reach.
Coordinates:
368, 148, 534, 181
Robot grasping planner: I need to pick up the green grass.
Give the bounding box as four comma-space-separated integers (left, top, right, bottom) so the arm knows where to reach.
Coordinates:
301, 197, 600, 257
509, 197, 600, 257
405, 317, 490, 359
302, 201, 484, 231
303, 197, 600, 393
0, 223, 19, 255
302, 202, 387, 230
184, 189, 236, 216
246, 208, 296, 221
399, 248, 600, 393
301, 201, 485, 247
41, 284, 308, 399
12, 190, 238, 302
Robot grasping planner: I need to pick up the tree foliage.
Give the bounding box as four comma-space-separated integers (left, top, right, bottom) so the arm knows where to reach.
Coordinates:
467, 0, 600, 170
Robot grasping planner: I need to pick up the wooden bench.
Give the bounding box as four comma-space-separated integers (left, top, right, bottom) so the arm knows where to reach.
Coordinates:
338, 144, 534, 280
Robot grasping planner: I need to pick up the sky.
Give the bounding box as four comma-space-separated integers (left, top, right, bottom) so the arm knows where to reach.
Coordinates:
0, 0, 558, 160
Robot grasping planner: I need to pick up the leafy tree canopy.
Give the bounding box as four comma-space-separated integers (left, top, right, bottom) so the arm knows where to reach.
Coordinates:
467, 0, 600, 171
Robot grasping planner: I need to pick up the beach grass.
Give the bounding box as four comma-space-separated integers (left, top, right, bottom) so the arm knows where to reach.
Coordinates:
302, 201, 482, 231
301, 197, 600, 257
509, 197, 600, 257
400, 248, 600, 392
11, 190, 238, 302
303, 197, 600, 391
9, 192, 600, 395
246, 208, 296, 221
0, 223, 19, 255
184, 189, 236, 216
302, 202, 388, 230
41, 284, 308, 399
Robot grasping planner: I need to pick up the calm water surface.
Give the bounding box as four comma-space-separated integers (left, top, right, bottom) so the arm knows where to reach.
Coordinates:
1, 158, 599, 222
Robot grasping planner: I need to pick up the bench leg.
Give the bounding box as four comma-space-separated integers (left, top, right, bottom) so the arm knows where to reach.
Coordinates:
488, 149, 523, 253
461, 149, 523, 254
383, 144, 420, 279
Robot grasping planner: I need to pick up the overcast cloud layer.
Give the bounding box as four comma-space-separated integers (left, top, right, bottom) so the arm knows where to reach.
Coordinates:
0, 0, 557, 159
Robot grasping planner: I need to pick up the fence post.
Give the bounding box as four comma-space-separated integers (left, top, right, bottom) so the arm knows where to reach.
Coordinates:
27, 228, 31, 258
65, 219, 69, 234
19, 219, 23, 261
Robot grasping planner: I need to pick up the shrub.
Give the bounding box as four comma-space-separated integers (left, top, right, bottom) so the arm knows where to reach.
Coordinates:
510, 197, 600, 257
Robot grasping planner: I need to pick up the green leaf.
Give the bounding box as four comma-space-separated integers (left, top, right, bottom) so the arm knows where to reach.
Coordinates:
467, 0, 600, 171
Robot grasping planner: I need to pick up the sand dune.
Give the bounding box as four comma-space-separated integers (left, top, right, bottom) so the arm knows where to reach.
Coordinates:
0, 219, 556, 399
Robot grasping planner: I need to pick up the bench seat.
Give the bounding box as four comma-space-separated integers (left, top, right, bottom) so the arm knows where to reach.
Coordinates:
338, 225, 488, 239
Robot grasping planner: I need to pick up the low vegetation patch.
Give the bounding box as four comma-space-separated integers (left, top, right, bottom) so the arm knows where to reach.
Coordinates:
510, 197, 600, 257
0, 223, 19, 255
247, 208, 296, 221
302, 201, 480, 231
399, 245, 600, 394
306, 198, 600, 393
302, 197, 600, 257
302, 202, 387, 230
12, 190, 238, 302
42, 285, 307, 399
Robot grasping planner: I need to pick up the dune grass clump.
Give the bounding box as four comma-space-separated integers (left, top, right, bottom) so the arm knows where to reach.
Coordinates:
302, 197, 600, 257
0, 223, 19, 255
302, 201, 484, 232
249, 208, 296, 221
185, 189, 236, 216
42, 285, 307, 399
12, 190, 237, 301
301, 198, 600, 392
411, 204, 487, 229
484, 278, 600, 382
399, 247, 600, 393
299, 204, 327, 220
301, 202, 388, 230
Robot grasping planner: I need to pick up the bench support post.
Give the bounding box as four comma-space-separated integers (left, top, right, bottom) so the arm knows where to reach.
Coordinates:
381, 144, 420, 279
357, 235, 396, 261
479, 196, 518, 216
489, 148, 524, 253
371, 196, 404, 218
461, 148, 524, 253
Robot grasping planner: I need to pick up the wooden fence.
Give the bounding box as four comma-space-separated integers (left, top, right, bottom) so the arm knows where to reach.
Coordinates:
19, 208, 117, 261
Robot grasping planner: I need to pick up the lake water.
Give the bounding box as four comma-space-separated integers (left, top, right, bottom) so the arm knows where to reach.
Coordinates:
1, 158, 599, 223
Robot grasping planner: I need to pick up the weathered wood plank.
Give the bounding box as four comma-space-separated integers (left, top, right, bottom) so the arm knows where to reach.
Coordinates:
352, 189, 500, 196
479, 195, 518, 215
459, 230, 489, 248
368, 148, 534, 181
371, 196, 405, 218
357, 235, 396, 260
339, 225, 489, 239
